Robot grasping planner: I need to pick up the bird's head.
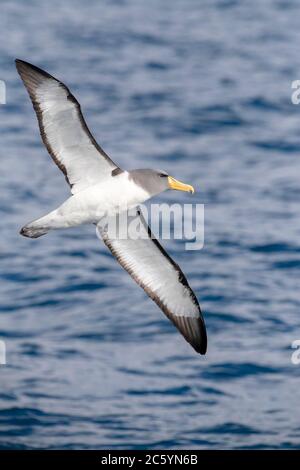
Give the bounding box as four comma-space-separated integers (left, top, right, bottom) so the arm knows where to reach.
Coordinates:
129, 169, 195, 197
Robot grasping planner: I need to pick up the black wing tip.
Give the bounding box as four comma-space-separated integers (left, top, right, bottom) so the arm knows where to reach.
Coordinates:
171, 314, 207, 356
15, 58, 56, 81
200, 318, 208, 354
193, 342, 207, 355
192, 321, 207, 355
197, 334, 207, 355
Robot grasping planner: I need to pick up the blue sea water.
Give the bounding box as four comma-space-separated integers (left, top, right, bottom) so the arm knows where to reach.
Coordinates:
1, 0, 300, 450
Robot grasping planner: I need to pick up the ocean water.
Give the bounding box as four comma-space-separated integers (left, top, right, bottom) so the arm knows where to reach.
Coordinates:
1, 0, 300, 450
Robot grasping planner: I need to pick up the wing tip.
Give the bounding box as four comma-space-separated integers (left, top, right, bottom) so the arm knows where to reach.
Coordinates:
191, 318, 207, 355
170, 313, 207, 356
15, 58, 35, 72
15, 58, 26, 76
15, 58, 55, 82
196, 329, 207, 355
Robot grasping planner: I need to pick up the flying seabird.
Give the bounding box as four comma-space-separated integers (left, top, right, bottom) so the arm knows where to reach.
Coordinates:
16, 59, 207, 355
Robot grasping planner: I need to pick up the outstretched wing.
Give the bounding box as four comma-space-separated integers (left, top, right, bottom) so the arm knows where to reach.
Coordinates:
97, 209, 207, 354
16, 59, 120, 194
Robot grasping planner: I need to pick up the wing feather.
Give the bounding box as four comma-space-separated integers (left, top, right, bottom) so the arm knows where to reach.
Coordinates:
16, 59, 119, 193
97, 209, 207, 354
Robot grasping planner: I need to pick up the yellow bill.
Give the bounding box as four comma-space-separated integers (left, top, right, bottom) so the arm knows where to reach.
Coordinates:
168, 176, 195, 194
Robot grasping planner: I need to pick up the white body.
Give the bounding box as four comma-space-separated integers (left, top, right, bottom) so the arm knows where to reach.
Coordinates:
28, 171, 150, 231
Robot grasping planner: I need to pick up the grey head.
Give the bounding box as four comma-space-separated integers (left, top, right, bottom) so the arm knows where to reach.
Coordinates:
129, 169, 170, 197
128, 169, 195, 197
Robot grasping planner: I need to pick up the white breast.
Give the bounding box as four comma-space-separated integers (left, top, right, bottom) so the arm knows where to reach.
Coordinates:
57, 171, 151, 224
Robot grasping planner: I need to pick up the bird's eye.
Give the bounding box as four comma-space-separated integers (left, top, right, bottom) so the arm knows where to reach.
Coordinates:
159, 173, 168, 177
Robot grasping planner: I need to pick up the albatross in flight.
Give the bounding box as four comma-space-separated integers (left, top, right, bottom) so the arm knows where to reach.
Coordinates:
16, 59, 207, 355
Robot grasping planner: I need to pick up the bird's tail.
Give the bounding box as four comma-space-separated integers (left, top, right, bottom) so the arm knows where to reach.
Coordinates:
20, 222, 49, 239
19, 212, 55, 239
